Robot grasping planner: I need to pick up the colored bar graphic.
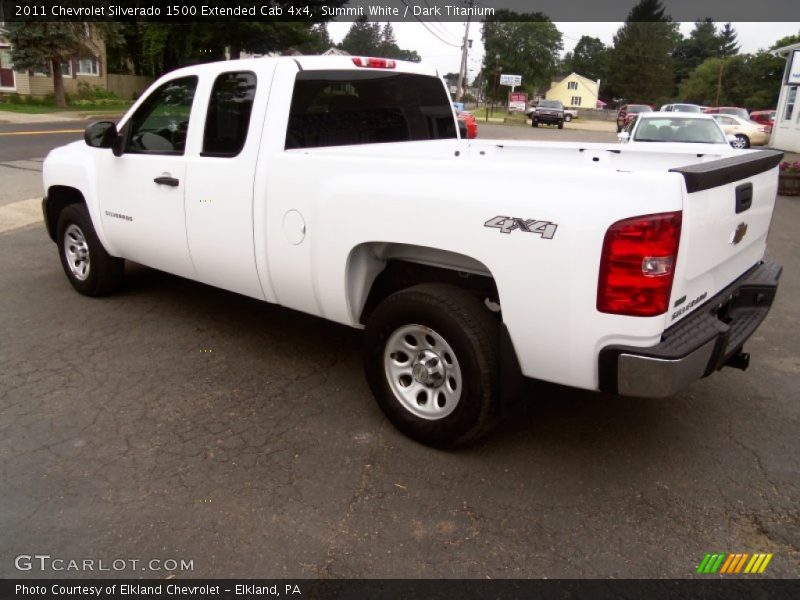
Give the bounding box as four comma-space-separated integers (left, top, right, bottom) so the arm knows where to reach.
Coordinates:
700, 552, 774, 574
696, 554, 712, 574
734, 553, 749, 573
720, 554, 736, 573
711, 553, 726, 573
758, 554, 773, 573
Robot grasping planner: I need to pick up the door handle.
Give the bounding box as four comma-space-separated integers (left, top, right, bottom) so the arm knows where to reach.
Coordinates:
154, 176, 179, 187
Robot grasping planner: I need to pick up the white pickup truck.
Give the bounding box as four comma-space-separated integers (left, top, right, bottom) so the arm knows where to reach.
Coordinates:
42, 56, 783, 447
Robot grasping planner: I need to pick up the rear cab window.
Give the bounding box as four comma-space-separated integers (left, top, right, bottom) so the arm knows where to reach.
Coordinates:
285, 70, 456, 150
202, 71, 257, 157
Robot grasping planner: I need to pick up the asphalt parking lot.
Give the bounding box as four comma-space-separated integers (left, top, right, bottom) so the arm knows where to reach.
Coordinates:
0, 122, 798, 579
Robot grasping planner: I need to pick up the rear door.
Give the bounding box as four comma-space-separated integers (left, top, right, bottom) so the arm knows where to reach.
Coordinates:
666, 151, 783, 325
184, 66, 273, 300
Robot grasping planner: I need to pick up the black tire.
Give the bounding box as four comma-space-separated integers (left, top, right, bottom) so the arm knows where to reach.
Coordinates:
56, 203, 124, 296
363, 284, 502, 448
557, 121, 564, 129
734, 134, 750, 149
532, 120, 538, 128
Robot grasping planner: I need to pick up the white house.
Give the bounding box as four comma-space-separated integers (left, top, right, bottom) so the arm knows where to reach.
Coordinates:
771, 42, 800, 153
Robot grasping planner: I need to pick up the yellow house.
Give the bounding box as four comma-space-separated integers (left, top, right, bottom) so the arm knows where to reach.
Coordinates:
545, 72, 600, 109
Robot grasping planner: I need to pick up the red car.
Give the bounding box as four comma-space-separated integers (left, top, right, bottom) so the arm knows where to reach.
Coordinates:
616, 104, 652, 132
750, 110, 776, 133
457, 111, 478, 139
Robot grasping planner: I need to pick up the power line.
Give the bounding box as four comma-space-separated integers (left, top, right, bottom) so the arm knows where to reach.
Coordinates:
399, 0, 462, 48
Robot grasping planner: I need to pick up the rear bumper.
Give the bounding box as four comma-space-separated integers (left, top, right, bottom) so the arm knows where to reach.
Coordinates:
598, 261, 782, 398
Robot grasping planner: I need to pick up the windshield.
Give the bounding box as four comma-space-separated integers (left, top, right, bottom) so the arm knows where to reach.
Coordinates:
634, 117, 726, 144
538, 100, 562, 109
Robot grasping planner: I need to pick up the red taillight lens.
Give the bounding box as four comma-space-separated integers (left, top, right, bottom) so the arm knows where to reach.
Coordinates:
597, 211, 682, 317
351, 57, 396, 69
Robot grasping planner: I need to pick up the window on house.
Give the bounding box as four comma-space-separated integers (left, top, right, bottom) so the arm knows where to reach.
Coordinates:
785, 87, 797, 122
571, 96, 582, 106
61, 61, 72, 77
202, 71, 257, 157
77, 57, 99, 76
33, 62, 50, 76
567, 81, 577, 90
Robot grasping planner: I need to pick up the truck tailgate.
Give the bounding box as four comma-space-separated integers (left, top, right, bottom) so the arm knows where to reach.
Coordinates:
667, 150, 783, 325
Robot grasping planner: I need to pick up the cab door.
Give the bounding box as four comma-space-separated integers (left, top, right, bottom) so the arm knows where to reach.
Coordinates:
183, 67, 271, 300
98, 75, 198, 278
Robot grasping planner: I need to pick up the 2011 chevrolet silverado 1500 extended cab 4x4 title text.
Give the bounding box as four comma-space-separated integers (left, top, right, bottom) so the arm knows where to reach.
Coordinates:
42, 56, 783, 448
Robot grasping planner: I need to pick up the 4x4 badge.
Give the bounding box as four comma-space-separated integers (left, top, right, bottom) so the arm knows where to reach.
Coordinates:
484, 216, 558, 239
731, 222, 748, 245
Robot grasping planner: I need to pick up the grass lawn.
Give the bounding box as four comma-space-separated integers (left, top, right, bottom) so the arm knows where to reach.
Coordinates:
469, 107, 529, 126
0, 101, 133, 114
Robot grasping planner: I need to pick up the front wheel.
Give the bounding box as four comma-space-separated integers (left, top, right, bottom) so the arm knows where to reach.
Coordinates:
557, 121, 564, 129
531, 120, 538, 128
363, 284, 502, 448
57, 204, 124, 296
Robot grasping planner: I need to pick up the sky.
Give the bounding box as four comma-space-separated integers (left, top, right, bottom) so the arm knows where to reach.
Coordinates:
327, 21, 800, 81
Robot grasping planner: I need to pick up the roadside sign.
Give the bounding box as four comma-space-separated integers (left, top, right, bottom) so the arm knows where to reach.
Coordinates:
508, 92, 528, 112
500, 74, 522, 87
788, 50, 800, 85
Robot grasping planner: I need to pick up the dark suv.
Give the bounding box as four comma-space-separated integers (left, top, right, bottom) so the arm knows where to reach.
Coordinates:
531, 100, 565, 129
616, 104, 652, 132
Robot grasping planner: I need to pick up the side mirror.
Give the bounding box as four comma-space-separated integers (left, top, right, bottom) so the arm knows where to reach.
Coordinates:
84, 121, 118, 149
617, 131, 630, 142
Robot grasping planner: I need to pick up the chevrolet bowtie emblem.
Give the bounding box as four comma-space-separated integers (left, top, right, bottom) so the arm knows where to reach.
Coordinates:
732, 222, 748, 245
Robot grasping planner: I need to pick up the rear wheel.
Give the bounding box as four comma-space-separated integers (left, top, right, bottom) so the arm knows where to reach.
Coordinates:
57, 204, 124, 296
532, 120, 538, 128
732, 134, 750, 149
564, 114, 573, 122
363, 284, 502, 448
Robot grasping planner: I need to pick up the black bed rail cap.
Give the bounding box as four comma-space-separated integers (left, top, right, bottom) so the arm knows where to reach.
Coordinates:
670, 149, 784, 193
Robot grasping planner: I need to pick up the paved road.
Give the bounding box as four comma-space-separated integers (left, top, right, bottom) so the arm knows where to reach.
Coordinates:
0, 120, 88, 162
0, 126, 797, 579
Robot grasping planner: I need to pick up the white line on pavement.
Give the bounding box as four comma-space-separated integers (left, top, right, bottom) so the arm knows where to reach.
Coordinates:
0, 197, 43, 234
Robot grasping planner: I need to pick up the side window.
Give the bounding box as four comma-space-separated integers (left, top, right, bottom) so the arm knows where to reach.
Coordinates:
286, 70, 456, 150
124, 76, 198, 155
202, 71, 257, 157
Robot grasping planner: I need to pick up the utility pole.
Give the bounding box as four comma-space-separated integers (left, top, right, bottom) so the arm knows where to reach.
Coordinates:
715, 60, 725, 107
455, 0, 473, 102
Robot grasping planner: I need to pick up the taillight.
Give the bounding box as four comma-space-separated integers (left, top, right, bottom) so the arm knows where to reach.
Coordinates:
352, 57, 396, 69
597, 211, 682, 317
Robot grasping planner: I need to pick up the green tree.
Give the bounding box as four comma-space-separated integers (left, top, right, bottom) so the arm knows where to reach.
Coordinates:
339, 17, 382, 56
5, 22, 110, 107
674, 19, 719, 84
679, 52, 784, 109
607, 0, 679, 105
561, 36, 609, 84
717, 23, 740, 58
770, 31, 800, 50
479, 11, 563, 100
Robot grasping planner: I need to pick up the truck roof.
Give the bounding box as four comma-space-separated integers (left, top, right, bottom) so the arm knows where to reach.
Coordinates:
163, 55, 439, 79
